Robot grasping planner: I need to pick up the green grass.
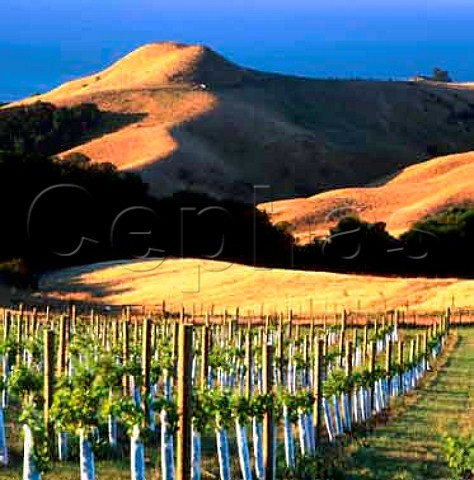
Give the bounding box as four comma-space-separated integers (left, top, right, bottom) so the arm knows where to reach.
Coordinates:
346, 328, 474, 480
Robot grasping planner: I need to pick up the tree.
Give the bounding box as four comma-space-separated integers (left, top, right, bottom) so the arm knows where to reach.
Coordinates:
432, 67, 452, 83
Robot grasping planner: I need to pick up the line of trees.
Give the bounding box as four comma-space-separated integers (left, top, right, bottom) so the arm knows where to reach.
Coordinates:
0, 102, 101, 156
0, 150, 295, 286
295, 208, 474, 278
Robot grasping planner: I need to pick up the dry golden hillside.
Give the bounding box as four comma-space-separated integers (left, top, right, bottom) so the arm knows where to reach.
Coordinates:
259, 151, 474, 242
8, 41, 474, 201
39, 258, 474, 313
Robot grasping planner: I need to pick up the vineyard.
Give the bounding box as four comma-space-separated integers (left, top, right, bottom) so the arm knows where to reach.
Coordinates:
0, 304, 466, 480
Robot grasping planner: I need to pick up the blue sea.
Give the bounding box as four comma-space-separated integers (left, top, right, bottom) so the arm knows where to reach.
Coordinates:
1, 4, 474, 102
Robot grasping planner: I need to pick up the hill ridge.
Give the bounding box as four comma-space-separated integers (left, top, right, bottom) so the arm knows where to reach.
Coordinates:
11, 42, 255, 105
259, 151, 474, 241
6, 41, 474, 207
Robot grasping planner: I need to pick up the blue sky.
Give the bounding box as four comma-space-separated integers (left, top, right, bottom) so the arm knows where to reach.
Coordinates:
1, 0, 474, 100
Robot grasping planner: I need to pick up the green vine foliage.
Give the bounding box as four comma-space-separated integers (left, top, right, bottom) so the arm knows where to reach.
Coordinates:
192, 390, 214, 434
104, 397, 143, 436
208, 345, 244, 371
9, 364, 43, 404
324, 370, 352, 397
94, 354, 124, 391
23, 336, 44, 364
442, 434, 474, 478
428, 334, 443, 351
0, 338, 23, 359
191, 388, 317, 432
192, 389, 275, 432
153, 396, 179, 434
294, 351, 310, 371
150, 336, 174, 382
278, 390, 315, 423
324, 351, 340, 365
20, 404, 51, 474
369, 325, 394, 342
50, 363, 108, 439
350, 367, 386, 390
8, 361, 50, 474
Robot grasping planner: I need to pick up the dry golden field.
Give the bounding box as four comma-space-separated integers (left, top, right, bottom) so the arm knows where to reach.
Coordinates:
40, 258, 474, 313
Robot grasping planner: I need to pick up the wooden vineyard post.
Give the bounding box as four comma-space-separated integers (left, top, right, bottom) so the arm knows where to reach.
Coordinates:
385, 338, 392, 397
57, 316, 68, 377
3, 311, 10, 344
151, 321, 157, 353
245, 331, 253, 398
409, 339, 415, 368
90, 308, 95, 334
310, 315, 315, 352
278, 315, 284, 384
122, 316, 130, 396
423, 331, 428, 368
415, 335, 421, 363
398, 341, 404, 394
133, 315, 139, 346
352, 328, 358, 349
264, 314, 270, 339
295, 323, 300, 344
70, 304, 76, 335
339, 326, 345, 368
31, 308, 38, 337
303, 335, 310, 386
345, 340, 353, 427
369, 341, 376, 413
313, 338, 324, 446
362, 325, 368, 361
112, 319, 119, 352
45, 305, 50, 327
15, 311, 23, 366
173, 320, 180, 378
176, 324, 193, 480
200, 325, 210, 389
262, 341, 275, 480
24, 313, 30, 341
446, 307, 451, 335
229, 311, 237, 343
141, 318, 152, 429
43, 329, 55, 452
102, 318, 109, 350
287, 310, 293, 341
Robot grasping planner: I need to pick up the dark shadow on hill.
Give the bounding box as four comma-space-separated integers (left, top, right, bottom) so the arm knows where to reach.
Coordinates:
135, 76, 474, 203
0, 101, 147, 157
37, 276, 133, 306
81, 110, 147, 143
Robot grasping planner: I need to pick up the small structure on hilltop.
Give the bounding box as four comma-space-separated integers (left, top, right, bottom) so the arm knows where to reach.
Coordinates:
411, 67, 453, 83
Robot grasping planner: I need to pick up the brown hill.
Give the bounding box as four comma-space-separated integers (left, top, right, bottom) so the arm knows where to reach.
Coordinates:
8, 41, 474, 201
259, 151, 474, 242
